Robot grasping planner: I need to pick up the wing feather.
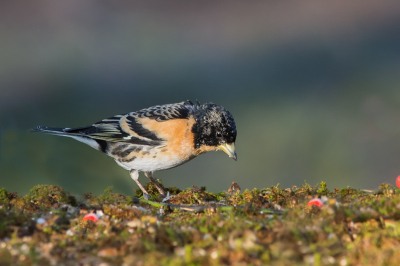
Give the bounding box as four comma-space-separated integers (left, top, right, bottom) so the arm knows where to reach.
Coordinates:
84, 101, 193, 146
134, 101, 192, 121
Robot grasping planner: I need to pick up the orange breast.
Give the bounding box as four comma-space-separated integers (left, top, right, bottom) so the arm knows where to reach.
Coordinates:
137, 116, 198, 160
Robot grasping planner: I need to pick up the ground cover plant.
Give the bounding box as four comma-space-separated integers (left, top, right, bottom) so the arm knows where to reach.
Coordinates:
1, 181, 400, 266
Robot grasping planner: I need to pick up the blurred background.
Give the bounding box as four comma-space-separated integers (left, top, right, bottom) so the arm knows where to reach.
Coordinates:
1, 1, 400, 196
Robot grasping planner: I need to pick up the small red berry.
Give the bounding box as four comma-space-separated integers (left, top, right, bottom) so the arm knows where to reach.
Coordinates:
396, 176, 400, 188
83, 213, 98, 222
308, 198, 323, 207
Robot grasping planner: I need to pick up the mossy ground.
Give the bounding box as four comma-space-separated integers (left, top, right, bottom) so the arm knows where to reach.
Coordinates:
1, 182, 400, 266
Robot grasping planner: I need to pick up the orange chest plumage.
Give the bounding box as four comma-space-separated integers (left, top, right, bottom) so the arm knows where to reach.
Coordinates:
109, 116, 216, 172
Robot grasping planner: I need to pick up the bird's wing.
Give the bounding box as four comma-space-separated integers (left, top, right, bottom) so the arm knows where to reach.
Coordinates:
133, 101, 193, 121
74, 101, 194, 146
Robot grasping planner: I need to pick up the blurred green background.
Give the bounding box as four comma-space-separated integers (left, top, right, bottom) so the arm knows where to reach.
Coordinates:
1, 1, 400, 196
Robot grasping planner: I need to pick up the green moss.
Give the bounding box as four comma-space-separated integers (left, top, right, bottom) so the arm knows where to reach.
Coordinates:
2, 182, 400, 265
23, 184, 77, 209
168, 187, 217, 205
165, 186, 182, 195
317, 181, 329, 195
0, 188, 9, 205
98, 186, 127, 204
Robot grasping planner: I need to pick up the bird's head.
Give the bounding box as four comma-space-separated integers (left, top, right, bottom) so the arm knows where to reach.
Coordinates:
189, 102, 237, 160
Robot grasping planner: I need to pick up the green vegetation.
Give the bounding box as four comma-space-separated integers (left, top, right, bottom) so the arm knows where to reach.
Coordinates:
0, 188, 10, 205
1, 182, 400, 265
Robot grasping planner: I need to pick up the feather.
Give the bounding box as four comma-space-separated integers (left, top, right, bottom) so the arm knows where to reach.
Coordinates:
30, 101, 194, 147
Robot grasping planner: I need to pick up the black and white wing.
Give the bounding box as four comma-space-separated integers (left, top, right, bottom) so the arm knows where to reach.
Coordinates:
30, 101, 195, 149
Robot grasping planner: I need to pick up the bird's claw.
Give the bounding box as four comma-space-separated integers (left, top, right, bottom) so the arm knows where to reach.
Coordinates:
143, 193, 151, 200
161, 192, 171, 202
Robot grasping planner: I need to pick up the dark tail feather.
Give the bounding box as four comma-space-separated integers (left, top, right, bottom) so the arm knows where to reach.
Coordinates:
28, 126, 88, 137
29, 126, 106, 152
29, 126, 64, 133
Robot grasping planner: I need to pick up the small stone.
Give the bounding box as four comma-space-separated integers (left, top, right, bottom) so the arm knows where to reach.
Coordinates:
323, 256, 335, 264
98, 248, 118, 257
320, 196, 328, 203
126, 220, 145, 228
36, 218, 46, 224
273, 204, 282, 210
304, 255, 314, 264
197, 248, 206, 257
20, 244, 29, 254
96, 210, 104, 218
175, 247, 185, 257
203, 233, 211, 240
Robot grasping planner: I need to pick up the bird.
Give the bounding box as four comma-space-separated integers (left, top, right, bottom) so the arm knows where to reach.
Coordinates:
30, 101, 237, 199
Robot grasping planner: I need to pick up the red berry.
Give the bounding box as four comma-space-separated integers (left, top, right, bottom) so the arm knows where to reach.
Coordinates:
396, 176, 400, 188
308, 198, 323, 207
83, 213, 98, 222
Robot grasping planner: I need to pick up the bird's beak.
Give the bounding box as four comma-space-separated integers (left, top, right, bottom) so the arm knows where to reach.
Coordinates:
219, 143, 237, 161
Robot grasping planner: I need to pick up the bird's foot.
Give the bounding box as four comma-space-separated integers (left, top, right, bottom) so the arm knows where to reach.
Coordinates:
143, 193, 151, 200
161, 192, 171, 202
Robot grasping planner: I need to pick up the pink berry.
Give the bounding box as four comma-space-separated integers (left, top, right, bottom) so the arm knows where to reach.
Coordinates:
396, 176, 400, 188
83, 213, 98, 222
308, 198, 323, 207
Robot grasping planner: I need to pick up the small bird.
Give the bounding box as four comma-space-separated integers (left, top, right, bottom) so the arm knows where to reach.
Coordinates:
30, 101, 237, 199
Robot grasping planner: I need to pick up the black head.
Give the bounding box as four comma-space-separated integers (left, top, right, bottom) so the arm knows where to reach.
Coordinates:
189, 102, 237, 157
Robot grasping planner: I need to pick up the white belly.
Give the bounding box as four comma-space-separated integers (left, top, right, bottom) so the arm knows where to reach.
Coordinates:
115, 153, 196, 172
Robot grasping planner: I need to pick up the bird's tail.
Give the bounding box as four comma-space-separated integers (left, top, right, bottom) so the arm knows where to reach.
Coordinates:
29, 126, 105, 151
28, 126, 89, 137
28, 126, 69, 136
30, 126, 66, 135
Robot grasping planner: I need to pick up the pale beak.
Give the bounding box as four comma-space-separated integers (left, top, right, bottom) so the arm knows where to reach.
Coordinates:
219, 143, 237, 161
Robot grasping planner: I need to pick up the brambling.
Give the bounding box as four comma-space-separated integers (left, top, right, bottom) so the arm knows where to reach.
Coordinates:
30, 101, 237, 199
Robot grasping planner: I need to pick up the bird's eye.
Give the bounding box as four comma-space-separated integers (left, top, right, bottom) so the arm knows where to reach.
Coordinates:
216, 132, 222, 138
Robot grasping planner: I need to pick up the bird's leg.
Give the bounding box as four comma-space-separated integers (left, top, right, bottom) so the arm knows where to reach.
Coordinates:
130, 170, 150, 200
144, 172, 167, 197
